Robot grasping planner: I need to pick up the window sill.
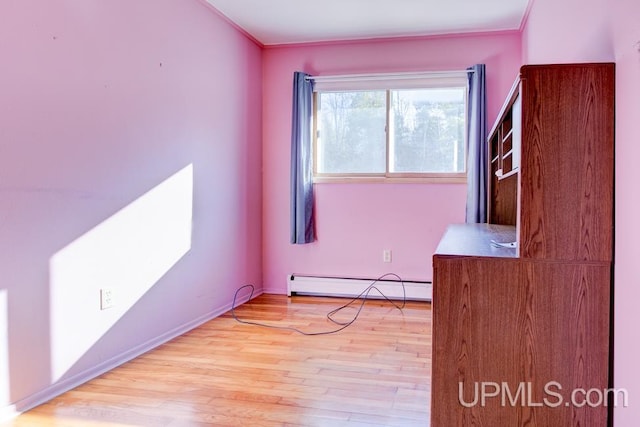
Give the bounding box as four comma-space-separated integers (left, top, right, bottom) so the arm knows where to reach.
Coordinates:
313, 175, 467, 184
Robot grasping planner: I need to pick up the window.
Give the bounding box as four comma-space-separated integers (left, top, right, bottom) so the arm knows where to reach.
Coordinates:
313, 75, 467, 182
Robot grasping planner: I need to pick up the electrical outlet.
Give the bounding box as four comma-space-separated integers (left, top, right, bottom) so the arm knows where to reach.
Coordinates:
100, 288, 114, 310
383, 249, 392, 263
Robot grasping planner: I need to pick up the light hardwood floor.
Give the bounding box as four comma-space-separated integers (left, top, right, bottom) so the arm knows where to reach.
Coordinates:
3, 294, 431, 426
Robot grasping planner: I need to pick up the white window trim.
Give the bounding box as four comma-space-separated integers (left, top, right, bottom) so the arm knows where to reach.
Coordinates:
312, 72, 469, 183
312, 174, 467, 184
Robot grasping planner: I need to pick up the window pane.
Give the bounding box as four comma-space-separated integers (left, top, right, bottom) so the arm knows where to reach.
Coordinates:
317, 91, 386, 174
390, 88, 465, 173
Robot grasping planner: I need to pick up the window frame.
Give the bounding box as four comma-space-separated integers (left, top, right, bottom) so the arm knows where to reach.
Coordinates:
312, 81, 468, 184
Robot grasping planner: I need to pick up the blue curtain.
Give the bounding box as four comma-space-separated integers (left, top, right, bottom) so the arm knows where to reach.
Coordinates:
290, 71, 315, 244
465, 64, 488, 223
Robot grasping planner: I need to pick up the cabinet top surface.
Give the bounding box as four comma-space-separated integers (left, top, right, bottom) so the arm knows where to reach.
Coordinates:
434, 223, 517, 258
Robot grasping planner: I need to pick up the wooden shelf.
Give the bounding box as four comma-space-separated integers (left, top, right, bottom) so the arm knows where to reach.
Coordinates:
501, 128, 513, 142
434, 223, 517, 258
487, 80, 520, 226
497, 167, 518, 181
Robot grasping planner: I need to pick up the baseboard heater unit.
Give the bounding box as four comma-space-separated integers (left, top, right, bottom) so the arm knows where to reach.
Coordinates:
287, 275, 432, 301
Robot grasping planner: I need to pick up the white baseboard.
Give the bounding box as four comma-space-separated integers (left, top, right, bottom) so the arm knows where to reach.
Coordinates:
0, 289, 260, 420
287, 275, 432, 301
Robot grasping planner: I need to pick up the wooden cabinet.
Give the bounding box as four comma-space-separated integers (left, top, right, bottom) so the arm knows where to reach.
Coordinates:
431, 63, 614, 426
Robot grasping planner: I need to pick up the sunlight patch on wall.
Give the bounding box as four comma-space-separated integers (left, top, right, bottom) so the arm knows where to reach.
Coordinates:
49, 165, 193, 382
0, 289, 9, 407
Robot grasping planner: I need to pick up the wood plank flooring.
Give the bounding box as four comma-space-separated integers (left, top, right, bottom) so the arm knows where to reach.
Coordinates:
2, 294, 432, 426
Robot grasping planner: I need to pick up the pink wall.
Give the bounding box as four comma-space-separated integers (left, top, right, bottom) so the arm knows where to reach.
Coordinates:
521, 0, 613, 63
611, 1, 640, 425
523, 0, 640, 424
0, 0, 262, 413
262, 33, 522, 293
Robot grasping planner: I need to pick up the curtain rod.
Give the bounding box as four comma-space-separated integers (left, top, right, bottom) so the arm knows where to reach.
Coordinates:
304, 69, 473, 82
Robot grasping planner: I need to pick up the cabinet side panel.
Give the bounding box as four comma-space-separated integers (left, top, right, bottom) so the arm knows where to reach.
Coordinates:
519, 64, 614, 261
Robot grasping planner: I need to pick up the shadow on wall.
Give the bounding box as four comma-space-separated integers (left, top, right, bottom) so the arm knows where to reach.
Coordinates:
1, 164, 194, 413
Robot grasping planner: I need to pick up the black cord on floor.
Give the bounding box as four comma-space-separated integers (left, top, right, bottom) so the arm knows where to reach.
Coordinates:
231, 273, 406, 336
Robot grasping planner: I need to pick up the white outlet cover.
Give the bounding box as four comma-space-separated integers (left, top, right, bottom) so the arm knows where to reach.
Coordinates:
100, 288, 114, 310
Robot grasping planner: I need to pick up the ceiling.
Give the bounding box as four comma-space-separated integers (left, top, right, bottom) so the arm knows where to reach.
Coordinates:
205, 0, 531, 46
